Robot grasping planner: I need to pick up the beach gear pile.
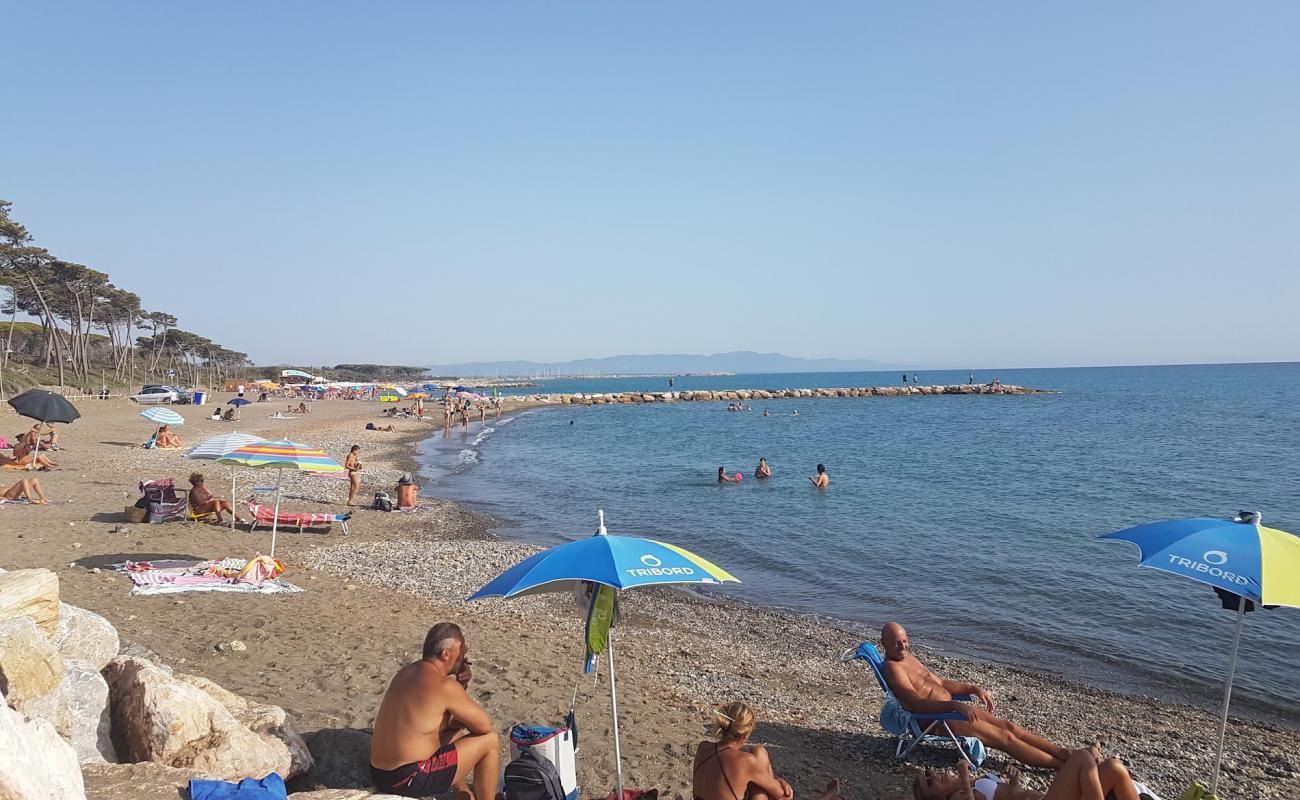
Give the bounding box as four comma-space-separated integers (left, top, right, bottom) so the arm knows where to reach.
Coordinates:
115, 555, 302, 595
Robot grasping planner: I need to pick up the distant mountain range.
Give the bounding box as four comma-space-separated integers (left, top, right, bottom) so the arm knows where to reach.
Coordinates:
428, 351, 907, 377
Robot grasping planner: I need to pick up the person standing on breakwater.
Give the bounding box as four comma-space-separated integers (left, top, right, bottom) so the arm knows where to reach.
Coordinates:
809, 463, 828, 488
755, 458, 772, 479
902, 373, 908, 385
345, 445, 362, 506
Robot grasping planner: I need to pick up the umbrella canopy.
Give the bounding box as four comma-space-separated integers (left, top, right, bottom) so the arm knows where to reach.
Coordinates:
139, 407, 186, 426
7, 390, 80, 424
217, 440, 342, 472
1103, 516, 1300, 607
1102, 512, 1300, 796
469, 512, 738, 799
184, 432, 267, 460
469, 535, 738, 599
229, 398, 251, 407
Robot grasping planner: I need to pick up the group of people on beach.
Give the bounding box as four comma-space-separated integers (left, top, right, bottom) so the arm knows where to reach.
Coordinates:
2, 423, 60, 469
368, 621, 1151, 800
718, 459, 828, 488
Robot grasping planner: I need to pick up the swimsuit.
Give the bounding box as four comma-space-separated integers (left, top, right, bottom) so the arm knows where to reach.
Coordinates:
693, 743, 741, 800
972, 776, 999, 799
370, 743, 459, 797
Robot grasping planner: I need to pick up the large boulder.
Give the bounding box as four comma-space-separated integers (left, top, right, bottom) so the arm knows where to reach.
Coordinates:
103, 656, 308, 780
81, 762, 191, 800
0, 568, 60, 636
0, 615, 66, 707
63, 660, 117, 764
0, 687, 86, 800
178, 673, 314, 777
53, 603, 120, 671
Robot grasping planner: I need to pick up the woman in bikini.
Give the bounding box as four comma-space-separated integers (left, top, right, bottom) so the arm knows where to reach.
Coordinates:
4, 439, 57, 469
187, 473, 242, 524
693, 702, 840, 800
912, 750, 1149, 800
345, 445, 362, 506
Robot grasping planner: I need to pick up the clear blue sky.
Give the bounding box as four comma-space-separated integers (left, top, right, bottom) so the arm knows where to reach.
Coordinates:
5, 2, 1297, 368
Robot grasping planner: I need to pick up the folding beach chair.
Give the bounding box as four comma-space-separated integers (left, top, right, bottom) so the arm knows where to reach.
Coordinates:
139, 479, 187, 523
841, 643, 986, 766
186, 493, 220, 524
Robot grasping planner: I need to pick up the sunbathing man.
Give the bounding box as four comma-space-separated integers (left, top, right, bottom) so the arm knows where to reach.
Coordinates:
881, 623, 1070, 769
694, 701, 840, 800
188, 473, 242, 524
371, 622, 499, 800
155, 424, 183, 448
2, 477, 49, 504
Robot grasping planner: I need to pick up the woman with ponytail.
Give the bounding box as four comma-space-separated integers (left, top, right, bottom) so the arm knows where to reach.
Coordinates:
692, 702, 840, 800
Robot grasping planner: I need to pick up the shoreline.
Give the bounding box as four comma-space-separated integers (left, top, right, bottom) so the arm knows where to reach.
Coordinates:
2, 396, 1296, 799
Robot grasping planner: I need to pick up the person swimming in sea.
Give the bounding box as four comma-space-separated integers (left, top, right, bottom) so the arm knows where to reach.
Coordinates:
718, 467, 741, 484
755, 458, 771, 479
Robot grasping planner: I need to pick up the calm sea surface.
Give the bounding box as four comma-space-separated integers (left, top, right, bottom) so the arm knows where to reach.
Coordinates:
417, 364, 1300, 726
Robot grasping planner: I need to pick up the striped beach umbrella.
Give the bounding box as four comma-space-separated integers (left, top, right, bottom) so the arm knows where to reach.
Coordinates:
184, 433, 267, 530
139, 407, 185, 425
218, 440, 343, 556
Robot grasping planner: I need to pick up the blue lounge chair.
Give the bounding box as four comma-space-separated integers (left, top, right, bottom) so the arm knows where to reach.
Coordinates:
840, 642, 986, 766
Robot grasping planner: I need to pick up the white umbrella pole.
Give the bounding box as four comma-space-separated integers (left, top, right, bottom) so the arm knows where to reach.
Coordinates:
27, 417, 44, 470
230, 466, 237, 531
608, 632, 624, 800
269, 468, 284, 558
1211, 594, 1247, 797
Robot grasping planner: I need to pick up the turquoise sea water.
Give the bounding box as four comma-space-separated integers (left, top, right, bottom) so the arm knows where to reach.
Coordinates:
418, 363, 1300, 725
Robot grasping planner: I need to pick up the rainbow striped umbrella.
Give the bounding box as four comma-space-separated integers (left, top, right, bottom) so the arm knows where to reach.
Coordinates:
218, 440, 342, 556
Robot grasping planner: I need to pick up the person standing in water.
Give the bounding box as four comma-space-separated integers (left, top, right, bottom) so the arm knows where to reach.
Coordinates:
809, 463, 828, 488
755, 458, 772, 479
718, 467, 741, 484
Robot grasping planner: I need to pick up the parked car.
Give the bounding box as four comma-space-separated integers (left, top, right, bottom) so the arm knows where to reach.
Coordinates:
129, 385, 191, 405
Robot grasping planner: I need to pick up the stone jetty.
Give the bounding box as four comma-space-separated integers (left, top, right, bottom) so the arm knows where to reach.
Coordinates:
512, 383, 1050, 406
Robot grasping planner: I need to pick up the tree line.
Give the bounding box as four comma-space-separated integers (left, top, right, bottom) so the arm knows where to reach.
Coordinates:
0, 199, 250, 397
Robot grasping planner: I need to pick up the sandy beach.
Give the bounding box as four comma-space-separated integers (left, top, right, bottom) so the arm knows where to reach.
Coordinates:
2, 396, 1297, 800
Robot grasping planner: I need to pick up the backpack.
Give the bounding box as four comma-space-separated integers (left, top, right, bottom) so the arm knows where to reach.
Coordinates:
504, 748, 566, 800
372, 492, 395, 512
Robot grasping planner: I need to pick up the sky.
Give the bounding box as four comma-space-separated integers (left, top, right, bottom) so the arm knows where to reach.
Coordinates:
3, 2, 1298, 369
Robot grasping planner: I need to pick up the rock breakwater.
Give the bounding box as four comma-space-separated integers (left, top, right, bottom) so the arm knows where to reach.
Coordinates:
513, 383, 1050, 406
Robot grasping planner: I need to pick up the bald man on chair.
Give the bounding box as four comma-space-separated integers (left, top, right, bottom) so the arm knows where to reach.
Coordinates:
879, 622, 1070, 769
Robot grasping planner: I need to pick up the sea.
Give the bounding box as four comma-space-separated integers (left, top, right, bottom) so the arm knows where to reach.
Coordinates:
416, 363, 1300, 727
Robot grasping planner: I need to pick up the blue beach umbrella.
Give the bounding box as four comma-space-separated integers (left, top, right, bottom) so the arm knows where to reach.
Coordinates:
469, 511, 739, 800
1102, 512, 1300, 796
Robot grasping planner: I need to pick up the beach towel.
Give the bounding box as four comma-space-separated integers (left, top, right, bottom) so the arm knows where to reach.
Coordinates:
189, 773, 287, 800
116, 558, 303, 596
879, 697, 986, 764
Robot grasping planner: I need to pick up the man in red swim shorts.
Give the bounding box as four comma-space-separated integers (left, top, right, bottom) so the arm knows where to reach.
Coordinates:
370, 622, 500, 798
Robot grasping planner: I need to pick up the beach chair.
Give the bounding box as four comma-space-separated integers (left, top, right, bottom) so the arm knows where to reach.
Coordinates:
840, 643, 986, 766
246, 501, 350, 535
139, 479, 187, 523
186, 492, 220, 524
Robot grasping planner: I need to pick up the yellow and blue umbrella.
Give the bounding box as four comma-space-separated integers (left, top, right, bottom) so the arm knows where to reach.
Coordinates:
469, 510, 738, 800
218, 440, 342, 557
1102, 512, 1300, 795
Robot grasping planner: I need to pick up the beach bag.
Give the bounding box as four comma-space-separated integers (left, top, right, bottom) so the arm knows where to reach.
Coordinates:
371, 492, 395, 512
504, 747, 567, 800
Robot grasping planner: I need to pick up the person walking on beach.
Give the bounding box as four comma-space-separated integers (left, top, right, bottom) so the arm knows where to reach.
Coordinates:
345, 445, 362, 506
809, 463, 828, 488
880, 622, 1070, 769
755, 458, 772, 479
371, 622, 499, 800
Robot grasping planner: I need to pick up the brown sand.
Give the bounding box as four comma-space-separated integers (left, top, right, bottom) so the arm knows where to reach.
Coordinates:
1, 396, 1297, 799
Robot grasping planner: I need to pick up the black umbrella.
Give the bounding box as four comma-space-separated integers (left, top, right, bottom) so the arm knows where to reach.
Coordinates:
8, 390, 81, 424
7, 390, 80, 470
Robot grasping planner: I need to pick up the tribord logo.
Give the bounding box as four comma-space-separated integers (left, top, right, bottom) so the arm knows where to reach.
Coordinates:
1167, 549, 1249, 585
627, 552, 694, 578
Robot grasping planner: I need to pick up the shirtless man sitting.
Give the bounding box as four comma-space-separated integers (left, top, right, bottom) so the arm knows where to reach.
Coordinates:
880, 622, 1070, 769
370, 622, 499, 799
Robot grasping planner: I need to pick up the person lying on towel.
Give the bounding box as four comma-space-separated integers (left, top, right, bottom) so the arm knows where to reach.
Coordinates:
911, 751, 1155, 800
881, 622, 1070, 769
1, 477, 49, 504
371, 622, 499, 800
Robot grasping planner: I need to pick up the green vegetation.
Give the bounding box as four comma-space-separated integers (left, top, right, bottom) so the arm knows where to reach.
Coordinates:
0, 199, 250, 398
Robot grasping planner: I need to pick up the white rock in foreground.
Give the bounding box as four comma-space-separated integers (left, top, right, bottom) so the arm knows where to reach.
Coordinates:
0, 615, 66, 710
0, 687, 86, 800
62, 660, 117, 764
52, 603, 120, 671
0, 568, 61, 636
